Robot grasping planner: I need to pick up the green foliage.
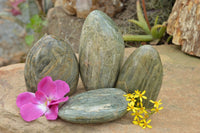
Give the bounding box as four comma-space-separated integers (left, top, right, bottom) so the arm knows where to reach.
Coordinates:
123, 0, 167, 45
25, 15, 47, 45
26, 15, 46, 32
25, 35, 34, 46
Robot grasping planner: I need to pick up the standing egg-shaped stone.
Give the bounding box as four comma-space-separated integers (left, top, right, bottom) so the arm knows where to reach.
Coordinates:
24, 35, 79, 95
79, 10, 124, 91
116, 45, 163, 108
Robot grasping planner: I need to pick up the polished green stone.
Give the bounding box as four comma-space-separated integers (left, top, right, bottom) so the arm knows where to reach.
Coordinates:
79, 10, 124, 91
58, 88, 128, 124
116, 45, 163, 108
24, 35, 79, 95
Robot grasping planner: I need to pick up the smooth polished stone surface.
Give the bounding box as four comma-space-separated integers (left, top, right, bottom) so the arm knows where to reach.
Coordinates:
58, 88, 128, 123
24, 35, 79, 95
79, 10, 124, 91
116, 45, 163, 108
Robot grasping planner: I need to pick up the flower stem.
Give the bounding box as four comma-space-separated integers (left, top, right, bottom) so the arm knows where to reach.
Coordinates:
141, 0, 151, 30
144, 110, 155, 120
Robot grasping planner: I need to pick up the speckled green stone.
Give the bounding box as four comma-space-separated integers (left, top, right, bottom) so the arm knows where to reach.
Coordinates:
24, 35, 79, 95
79, 10, 124, 91
115, 45, 163, 108
58, 88, 128, 124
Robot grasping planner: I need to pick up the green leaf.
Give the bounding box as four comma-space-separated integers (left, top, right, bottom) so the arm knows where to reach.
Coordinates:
25, 35, 34, 46
154, 16, 159, 26
30, 15, 41, 25
122, 0, 167, 44
166, 35, 172, 44
128, 19, 151, 35
151, 25, 163, 39
123, 34, 153, 42
26, 23, 32, 29
128, 0, 151, 35
158, 22, 167, 38
136, 0, 146, 24
26, 14, 45, 33
136, 0, 150, 31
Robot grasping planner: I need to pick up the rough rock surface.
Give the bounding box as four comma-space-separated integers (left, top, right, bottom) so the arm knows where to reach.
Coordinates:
0, 45, 200, 133
79, 10, 124, 91
116, 45, 163, 108
24, 35, 79, 95
61, 0, 124, 18
47, 7, 84, 53
0, 0, 29, 67
167, 0, 200, 57
59, 88, 128, 123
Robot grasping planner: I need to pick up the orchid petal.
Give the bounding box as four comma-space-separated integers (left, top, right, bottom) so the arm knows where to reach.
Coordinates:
16, 92, 35, 108
11, 0, 25, 6
10, 0, 25, 16
45, 104, 58, 120
54, 80, 70, 99
35, 91, 47, 104
50, 96, 69, 106
20, 103, 47, 122
37, 76, 56, 98
11, 9, 21, 16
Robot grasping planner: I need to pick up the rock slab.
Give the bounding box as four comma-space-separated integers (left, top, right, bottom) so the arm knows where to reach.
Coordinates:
0, 45, 200, 133
24, 35, 79, 95
79, 10, 124, 91
58, 88, 128, 124
116, 45, 163, 108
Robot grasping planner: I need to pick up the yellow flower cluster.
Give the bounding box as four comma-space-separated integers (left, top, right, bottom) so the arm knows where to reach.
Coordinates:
124, 90, 163, 129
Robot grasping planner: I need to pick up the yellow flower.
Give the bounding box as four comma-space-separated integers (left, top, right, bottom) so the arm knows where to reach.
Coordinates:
127, 102, 139, 112
139, 105, 148, 114
136, 101, 140, 107
151, 106, 164, 113
134, 90, 147, 102
144, 114, 149, 119
127, 102, 134, 111
124, 93, 135, 101
150, 99, 162, 108
139, 119, 152, 129
127, 102, 133, 111
131, 110, 143, 120
132, 119, 143, 126
124, 93, 134, 98
127, 97, 136, 103
134, 90, 141, 94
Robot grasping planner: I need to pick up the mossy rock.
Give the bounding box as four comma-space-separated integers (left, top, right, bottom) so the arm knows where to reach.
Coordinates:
24, 35, 79, 96
115, 45, 163, 108
79, 10, 124, 91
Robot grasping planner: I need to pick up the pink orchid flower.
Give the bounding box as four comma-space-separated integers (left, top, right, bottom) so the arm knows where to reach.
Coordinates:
9, 0, 26, 16
16, 76, 70, 122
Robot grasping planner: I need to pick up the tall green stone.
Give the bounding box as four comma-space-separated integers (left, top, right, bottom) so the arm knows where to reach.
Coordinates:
116, 45, 163, 108
79, 10, 124, 91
